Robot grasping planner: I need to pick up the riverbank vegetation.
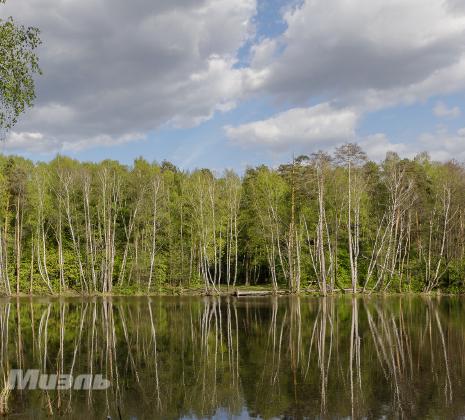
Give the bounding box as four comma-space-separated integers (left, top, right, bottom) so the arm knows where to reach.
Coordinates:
0, 145, 463, 295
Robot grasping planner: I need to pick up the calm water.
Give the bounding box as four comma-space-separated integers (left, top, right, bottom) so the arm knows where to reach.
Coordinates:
0, 295, 464, 419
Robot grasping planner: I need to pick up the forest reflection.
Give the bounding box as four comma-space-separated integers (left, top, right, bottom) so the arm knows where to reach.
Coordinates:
0, 296, 464, 419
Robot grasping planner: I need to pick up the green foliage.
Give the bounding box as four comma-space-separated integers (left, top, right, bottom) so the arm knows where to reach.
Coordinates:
0, 143, 463, 295
0, 2, 41, 133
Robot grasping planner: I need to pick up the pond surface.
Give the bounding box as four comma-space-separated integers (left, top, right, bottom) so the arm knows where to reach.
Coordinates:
0, 295, 464, 419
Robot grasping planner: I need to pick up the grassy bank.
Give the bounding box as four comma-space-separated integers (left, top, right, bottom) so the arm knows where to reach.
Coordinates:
0, 284, 452, 298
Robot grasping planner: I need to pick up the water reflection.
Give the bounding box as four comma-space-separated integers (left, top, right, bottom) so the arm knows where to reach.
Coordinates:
0, 296, 463, 418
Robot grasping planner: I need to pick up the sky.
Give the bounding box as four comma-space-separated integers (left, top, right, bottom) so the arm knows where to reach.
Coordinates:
2, 0, 465, 172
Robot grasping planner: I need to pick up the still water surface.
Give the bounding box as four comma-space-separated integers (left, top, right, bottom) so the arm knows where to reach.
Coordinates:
0, 295, 464, 419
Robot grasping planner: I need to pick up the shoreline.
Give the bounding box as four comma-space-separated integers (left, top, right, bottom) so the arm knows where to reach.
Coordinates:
0, 286, 458, 298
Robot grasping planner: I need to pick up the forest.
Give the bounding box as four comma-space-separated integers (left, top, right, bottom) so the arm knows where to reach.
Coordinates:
0, 143, 463, 295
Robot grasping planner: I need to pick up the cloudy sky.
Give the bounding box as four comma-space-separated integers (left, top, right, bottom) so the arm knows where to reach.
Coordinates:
2, 0, 465, 170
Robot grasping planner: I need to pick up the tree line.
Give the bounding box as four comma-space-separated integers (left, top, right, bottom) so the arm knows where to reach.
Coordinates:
0, 144, 464, 295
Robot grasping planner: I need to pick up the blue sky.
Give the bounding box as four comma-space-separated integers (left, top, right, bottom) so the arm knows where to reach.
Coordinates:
2, 0, 465, 172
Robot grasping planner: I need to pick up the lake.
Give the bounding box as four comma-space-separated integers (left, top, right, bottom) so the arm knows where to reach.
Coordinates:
0, 295, 463, 419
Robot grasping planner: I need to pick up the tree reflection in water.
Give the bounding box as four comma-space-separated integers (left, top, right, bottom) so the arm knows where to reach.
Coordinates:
0, 295, 462, 419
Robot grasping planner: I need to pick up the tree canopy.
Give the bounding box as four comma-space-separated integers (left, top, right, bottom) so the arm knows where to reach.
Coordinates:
0, 147, 462, 295
0, 0, 41, 136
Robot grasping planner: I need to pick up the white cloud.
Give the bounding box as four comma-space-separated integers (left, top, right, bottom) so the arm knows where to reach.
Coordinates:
3, 0, 256, 150
246, 0, 465, 109
3, 132, 60, 154
347, 129, 465, 163
356, 129, 465, 162
226, 0, 465, 158
433, 101, 461, 118
225, 103, 358, 149
4, 0, 465, 159
359, 127, 465, 163
5, 131, 145, 154
353, 126, 465, 163
359, 134, 409, 161
418, 127, 465, 161
62, 132, 146, 152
